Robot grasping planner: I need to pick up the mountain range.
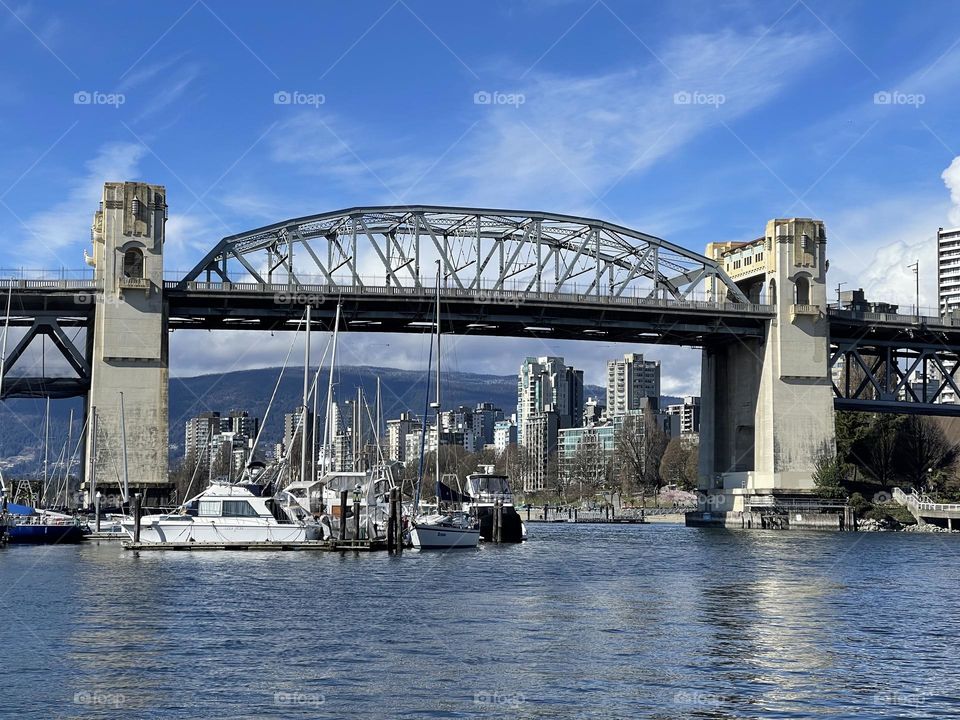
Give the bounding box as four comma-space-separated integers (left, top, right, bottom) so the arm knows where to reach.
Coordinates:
0, 365, 680, 474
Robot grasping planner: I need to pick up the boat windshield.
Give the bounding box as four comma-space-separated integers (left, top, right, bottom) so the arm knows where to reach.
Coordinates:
466, 474, 512, 500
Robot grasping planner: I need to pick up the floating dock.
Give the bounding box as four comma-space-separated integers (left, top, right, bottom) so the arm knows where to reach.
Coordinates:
123, 539, 390, 552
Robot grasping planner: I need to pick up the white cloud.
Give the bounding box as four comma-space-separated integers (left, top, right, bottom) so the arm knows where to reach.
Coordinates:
7, 142, 145, 267
942, 156, 960, 227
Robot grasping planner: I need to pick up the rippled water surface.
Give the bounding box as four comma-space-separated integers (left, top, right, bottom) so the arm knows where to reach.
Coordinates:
3, 524, 960, 718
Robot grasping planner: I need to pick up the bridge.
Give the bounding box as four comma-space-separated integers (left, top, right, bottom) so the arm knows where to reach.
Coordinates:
1, 182, 959, 516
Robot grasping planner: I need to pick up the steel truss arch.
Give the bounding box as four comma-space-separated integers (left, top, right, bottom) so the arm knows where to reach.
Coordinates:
181, 206, 750, 303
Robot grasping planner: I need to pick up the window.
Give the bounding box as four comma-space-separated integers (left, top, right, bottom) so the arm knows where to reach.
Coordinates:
199, 500, 221, 517
122, 247, 144, 279
795, 276, 810, 305
222, 500, 261, 517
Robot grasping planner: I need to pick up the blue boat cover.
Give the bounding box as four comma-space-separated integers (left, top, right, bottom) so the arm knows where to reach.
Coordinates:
4, 503, 35, 516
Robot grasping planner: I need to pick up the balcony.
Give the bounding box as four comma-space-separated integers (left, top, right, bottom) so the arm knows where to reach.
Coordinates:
790, 303, 820, 319
118, 276, 151, 291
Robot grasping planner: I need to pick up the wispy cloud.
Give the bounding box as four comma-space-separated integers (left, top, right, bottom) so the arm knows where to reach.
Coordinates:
3, 142, 145, 266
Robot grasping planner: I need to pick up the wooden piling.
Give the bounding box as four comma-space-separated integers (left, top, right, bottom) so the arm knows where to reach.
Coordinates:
493, 500, 502, 544
388, 488, 397, 552
353, 499, 361, 541
338, 490, 347, 541
132, 493, 141, 544
94, 494, 101, 533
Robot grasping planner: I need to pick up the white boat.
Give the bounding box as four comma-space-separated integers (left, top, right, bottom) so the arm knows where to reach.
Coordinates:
122, 482, 322, 544
409, 512, 480, 549
462, 466, 527, 543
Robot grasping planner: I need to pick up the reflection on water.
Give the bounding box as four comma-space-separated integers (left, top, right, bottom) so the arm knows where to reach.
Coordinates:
2, 526, 958, 718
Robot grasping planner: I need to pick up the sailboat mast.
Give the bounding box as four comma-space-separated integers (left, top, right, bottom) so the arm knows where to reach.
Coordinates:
119, 391, 129, 504
434, 261, 441, 509
323, 303, 341, 473
88, 406, 98, 503
0, 286, 11, 400
300, 306, 311, 485
43, 396, 50, 506
64, 409, 73, 508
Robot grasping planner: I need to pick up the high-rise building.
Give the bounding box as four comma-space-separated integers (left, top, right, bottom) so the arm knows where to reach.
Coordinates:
493, 419, 517, 454
185, 411, 221, 461
386, 412, 418, 462
583, 397, 606, 426
517, 356, 584, 492
938, 227, 960, 315
666, 396, 701, 437
606, 353, 660, 416
185, 410, 259, 479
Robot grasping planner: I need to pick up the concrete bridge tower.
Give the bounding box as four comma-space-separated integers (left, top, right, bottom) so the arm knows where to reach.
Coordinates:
699, 218, 836, 516
82, 182, 170, 505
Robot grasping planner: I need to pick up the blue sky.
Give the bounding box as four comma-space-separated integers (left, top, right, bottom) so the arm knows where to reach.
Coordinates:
3, 0, 960, 395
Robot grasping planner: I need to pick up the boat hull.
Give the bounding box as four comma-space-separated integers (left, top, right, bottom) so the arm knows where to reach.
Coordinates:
472, 505, 525, 543
123, 519, 320, 544
6, 524, 86, 545
410, 524, 480, 549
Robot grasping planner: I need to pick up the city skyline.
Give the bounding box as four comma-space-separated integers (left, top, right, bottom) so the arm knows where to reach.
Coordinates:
3, 2, 960, 397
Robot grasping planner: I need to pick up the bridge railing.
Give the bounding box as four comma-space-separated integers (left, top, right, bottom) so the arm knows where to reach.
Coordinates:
0, 278, 99, 290
164, 279, 776, 315
829, 307, 960, 329
893, 487, 960, 513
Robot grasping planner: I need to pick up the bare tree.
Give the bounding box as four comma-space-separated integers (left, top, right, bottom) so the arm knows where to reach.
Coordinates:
659, 437, 698, 491
895, 415, 959, 492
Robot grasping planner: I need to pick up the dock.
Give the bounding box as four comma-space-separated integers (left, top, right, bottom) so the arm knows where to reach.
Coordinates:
123, 539, 389, 552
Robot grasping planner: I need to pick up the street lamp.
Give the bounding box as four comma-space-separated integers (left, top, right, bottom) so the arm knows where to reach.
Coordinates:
908, 261, 919, 321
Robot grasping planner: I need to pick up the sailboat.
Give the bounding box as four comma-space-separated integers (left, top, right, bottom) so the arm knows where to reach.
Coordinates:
409, 262, 480, 550
0, 287, 85, 545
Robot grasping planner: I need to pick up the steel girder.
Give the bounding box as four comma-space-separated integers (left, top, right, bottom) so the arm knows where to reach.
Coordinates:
180, 206, 750, 303
830, 337, 960, 416
0, 314, 90, 399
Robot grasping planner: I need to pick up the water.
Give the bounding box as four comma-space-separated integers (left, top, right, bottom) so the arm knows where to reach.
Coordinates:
3, 524, 959, 719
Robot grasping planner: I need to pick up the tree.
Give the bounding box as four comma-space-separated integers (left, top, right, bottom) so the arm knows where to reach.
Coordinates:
894, 415, 959, 492
847, 414, 902, 486
614, 410, 669, 503
659, 437, 698, 491
566, 436, 611, 502
812, 446, 847, 499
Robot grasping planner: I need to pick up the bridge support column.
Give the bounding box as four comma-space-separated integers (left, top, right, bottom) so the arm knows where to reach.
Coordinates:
82, 182, 170, 506
697, 218, 835, 518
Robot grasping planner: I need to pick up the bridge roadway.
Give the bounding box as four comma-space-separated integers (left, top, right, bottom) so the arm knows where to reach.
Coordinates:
4, 278, 960, 417
0, 277, 773, 343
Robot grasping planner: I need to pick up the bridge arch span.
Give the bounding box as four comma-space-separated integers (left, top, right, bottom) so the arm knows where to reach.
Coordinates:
181, 206, 750, 304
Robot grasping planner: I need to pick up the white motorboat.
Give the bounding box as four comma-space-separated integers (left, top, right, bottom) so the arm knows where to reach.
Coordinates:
122, 482, 322, 544
409, 512, 481, 549
462, 466, 527, 543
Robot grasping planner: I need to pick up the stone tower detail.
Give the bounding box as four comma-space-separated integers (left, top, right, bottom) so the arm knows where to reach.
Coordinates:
83, 182, 170, 503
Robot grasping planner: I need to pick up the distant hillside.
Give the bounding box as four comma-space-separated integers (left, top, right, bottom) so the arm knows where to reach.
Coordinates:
0, 368, 525, 471
1, 366, 625, 473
